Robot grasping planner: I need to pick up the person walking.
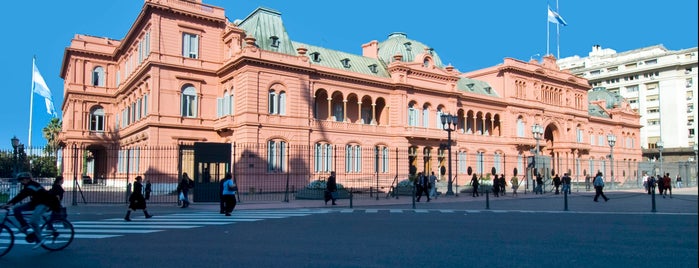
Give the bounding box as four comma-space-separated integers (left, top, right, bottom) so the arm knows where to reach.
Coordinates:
429, 171, 438, 199
552, 174, 561, 194
592, 172, 609, 202
585, 174, 591, 191
325, 171, 338, 205
675, 174, 682, 189
177, 173, 193, 208
125, 176, 153, 221
415, 172, 431, 202
144, 178, 152, 200
510, 175, 520, 197
647, 175, 656, 195
492, 175, 500, 197
662, 173, 672, 198
561, 173, 572, 195
499, 174, 506, 196
535, 174, 544, 194
470, 174, 480, 197
221, 173, 238, 216
219, 173, 231, 214
656, 175, 664, 196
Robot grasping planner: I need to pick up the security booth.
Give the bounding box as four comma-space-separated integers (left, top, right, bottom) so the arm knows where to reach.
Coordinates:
192, 142, 231, 202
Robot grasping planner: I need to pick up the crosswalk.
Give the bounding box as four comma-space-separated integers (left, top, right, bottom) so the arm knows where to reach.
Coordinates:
4, 209, 330, 245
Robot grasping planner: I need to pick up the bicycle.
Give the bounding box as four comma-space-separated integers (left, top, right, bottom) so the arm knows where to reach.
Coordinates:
0, 207, 74, 257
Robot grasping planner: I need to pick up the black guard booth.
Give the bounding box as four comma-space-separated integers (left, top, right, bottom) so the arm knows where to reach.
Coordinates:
192, 142, 231, 202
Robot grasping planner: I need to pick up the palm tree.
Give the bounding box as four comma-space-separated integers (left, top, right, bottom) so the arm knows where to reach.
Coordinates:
42, 117, 62, 156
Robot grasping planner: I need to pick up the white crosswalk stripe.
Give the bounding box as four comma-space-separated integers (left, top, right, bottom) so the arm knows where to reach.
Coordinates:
3, 209, 331, 244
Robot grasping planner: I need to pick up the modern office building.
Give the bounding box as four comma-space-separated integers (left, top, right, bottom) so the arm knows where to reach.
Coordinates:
57, 0, 642, 193
558, 45, 698, 162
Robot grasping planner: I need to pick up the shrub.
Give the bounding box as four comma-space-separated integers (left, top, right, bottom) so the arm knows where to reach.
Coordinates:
306, 180, 344, 190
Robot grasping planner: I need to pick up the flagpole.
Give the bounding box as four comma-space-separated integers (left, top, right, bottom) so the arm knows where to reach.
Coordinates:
29, 56, 36, 148
546, 10, 550, 56
556, 0, 560, 58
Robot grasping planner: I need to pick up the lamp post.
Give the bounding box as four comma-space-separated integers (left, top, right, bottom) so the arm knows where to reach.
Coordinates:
440, 113, 458, 196
656, 140, 664, 177
11, 136, 19, 177
607, 133, 616, 190
531, 124, 544, 193
693, 144, 698, 187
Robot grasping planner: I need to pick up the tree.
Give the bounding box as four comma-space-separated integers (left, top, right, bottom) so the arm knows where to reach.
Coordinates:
42, 117, 62, 156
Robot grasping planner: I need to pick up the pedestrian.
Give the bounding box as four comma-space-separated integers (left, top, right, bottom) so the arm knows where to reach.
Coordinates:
470, 174, 480, 197
1, 172, 61, 247
647, 175, 656, 195
219, 173, 231, 214
491, 175, 500, 197
535, 173, 544, 194
324, 171, 338, 205
552, 174, 561, 194
221, 173, 238, 216
662, 173, 672, 198
144, 178, 152, 200
415, 172, 431, 202
429, 171, 438, 199
676, 174, 682, 188
642, 174, 649, 192
656, 175, 664, 196
561, 173, 572, 195
177, 173, 193, 208
510, 175, 520, 196
49, 176, 65, 204
592, 172, 609, 202
499, 174, 506, 196
585, 174, 591, 191
124, 176, 153, 221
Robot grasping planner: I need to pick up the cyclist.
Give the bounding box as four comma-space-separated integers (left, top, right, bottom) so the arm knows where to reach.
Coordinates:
1, 172, 61, 246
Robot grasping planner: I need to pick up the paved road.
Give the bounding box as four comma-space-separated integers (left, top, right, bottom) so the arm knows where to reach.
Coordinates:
0, 187, 696, 267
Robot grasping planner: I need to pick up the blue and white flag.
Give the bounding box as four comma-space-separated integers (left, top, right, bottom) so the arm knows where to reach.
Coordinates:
547, 6, 568, 26
32, 61, 57, 117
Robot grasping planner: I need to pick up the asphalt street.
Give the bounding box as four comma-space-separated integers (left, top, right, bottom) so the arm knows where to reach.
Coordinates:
0, 187, 696, 267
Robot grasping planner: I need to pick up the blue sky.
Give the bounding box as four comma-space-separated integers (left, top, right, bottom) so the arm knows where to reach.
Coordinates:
1, 0, 696, 150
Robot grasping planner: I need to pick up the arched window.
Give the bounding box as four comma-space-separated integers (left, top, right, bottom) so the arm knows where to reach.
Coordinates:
92, 66, 105, 87
268, 90, 287, 115
90, 106, 105, 132
408, 103, 418, 126
314, 143, 333, 173
516, 117, 525, 137
181, 84, 197, 117
436, 108, 444, 129
267, 140, 287, 172
422, 106, 429, 128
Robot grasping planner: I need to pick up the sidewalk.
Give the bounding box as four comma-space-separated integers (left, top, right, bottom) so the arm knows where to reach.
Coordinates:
65, 186, 697, 216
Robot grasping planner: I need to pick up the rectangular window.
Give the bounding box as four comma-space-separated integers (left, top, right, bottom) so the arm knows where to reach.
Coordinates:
143, 94, 148, 116
687, 78, 693, 88
458, 152, 466, 174
598, 135, 604, 146
476, 152, 484, 174
182, 33, 199, 59
382, 147, 389, 173
644, 59, 657, 65
577, 129, 583, 143
590, 134, 595, 146
625, 85, 639, 93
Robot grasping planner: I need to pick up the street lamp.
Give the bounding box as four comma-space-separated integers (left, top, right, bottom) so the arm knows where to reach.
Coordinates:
531, 124, 543, 192
11, 136, 19, 177
656, 140, 664, 177
693, 144, 698, 186
440, 113, 458, 196
607, 133, 616, 189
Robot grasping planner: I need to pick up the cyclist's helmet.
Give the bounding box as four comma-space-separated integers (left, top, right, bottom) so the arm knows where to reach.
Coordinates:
16, 172, 32, 180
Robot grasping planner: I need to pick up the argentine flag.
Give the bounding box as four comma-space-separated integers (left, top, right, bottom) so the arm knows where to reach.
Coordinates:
547, 6, 568, 26
32, 60, 57, 117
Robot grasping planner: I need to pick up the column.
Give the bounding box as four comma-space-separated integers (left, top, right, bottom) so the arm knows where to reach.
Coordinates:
326, 97, 332, 120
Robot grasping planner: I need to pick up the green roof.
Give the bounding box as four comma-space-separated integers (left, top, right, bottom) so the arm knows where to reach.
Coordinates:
292, 41, 390, 77
377, 32, 444, 67
587, 87, 625, 118
456, 77, 499, 97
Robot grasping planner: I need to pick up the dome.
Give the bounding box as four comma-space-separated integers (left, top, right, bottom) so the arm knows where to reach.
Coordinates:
377, 32, 444, 67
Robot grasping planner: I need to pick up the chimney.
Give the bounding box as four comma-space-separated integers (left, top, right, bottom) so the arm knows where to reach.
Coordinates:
362, 40, 379, 59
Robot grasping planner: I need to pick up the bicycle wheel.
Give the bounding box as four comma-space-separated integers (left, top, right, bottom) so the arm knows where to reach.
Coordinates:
0, 224, 14, 257
39, 219, 74, 251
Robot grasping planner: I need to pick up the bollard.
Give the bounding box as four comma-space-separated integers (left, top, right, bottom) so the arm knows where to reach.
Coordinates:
651, 186, 656, 213
485, 190, 490, 210
564, 190, 568, 211
350, 190, 353, 208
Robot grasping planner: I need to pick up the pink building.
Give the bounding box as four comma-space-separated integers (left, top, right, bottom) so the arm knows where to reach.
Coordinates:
58, 0, 641, 196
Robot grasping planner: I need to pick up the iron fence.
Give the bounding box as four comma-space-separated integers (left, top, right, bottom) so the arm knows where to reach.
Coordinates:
0, 144, 696, 205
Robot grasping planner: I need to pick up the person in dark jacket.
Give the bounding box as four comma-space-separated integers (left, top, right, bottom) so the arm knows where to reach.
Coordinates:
124, 176, 153, 221
492, 175, 500, 197
2, 172, 61, 245
48, 176, 65, 203
325, 171, 338, 205
552, 174, 561, 194
499, 174, 507, 196
177, 173, 193, 208
470, 174, 480, 197
144, 178, 152, 200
